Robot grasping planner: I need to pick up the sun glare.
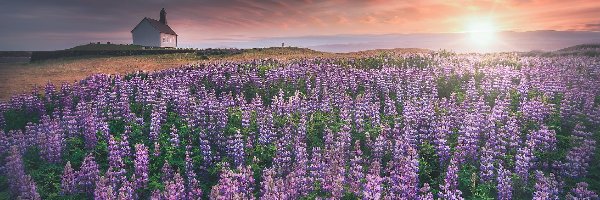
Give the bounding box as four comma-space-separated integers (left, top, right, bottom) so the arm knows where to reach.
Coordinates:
465, 18, 498, 46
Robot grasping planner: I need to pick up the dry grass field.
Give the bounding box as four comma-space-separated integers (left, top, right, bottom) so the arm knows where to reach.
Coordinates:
0, 53, 199, 100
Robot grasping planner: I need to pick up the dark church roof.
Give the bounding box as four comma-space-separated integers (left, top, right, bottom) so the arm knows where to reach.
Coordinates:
132, 17, 177, 36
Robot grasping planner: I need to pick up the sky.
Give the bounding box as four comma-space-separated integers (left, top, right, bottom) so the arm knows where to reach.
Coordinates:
1, 0, 600, 52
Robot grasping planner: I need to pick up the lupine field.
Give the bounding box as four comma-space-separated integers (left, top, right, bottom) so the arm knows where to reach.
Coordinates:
1, 52, 600, 199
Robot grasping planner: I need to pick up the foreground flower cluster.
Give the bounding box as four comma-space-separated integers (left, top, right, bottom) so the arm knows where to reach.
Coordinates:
0, 53, 599, 199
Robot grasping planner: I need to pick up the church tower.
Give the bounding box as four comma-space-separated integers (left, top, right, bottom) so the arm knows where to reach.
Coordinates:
159, 8, 167, 25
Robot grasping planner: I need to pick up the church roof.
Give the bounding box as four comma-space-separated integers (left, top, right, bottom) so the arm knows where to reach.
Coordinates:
132, 17, 177, 36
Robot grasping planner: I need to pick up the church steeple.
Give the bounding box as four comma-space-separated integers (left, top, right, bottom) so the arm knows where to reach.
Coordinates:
159, 8, 167, 25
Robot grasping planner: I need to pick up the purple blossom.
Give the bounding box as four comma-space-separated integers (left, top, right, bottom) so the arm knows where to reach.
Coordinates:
108, 135, 124, 169
77, 154, 100, 194
228, 131, 246, 167
497, 164, 513, 200
61, 161, 77, 195
419, 183, 434, 200
433, 116, 452, 164
515, 140, 535, 182
184, 147, 203, 199
94, 176, 115, 200
566, 182, 599, 200
532, 171, 559, 200
387, 139, 419, 199
161, 162, 174, 183
363, 161, 382, 199
118, 180, 135, 200
439, 158, 463, 200
348, 140, 365, 196
562, 125, 596, 178
169, 125, 180, 147
134, 143, 149, 189
479, 146, 495, 182
5, 146, 42, 199
163, 172, 186, 200
210, 165, 255, 199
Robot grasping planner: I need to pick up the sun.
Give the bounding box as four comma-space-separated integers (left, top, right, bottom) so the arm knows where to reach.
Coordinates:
464, 18, 498, 46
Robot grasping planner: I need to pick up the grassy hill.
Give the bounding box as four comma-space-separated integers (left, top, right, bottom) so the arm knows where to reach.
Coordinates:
558, 44, 600, 52
67, 43, 146, 51
520, 43, 600, 57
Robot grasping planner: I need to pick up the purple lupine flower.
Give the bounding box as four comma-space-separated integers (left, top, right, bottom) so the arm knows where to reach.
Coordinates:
433, 116, 452, 165
363, 161, 383, 200
134, 143, 149, 189
497, 164, 513, 200
228, 130, 245, 167
456, 112, 484, 163
94, 176, 115, 200
322, 128, 346, 199
308, 147, 324, 187
261, 167, 285, 199
184, 147, 203, 199
210, 165, 255, 200
77, 154, 100, 194
273, 134, 292, 176
161, 162, 174, 183
419, 183, 434, 200
520, 97, 550, 125
19, 176, 42, 200
150, 101, 167, 142
348, 140, 365, 196
566, 182, 599, 200
163, 172, 186, 200
0, 130, 8, 154
61, 161, 77, 195
384, 93, 398, 116
198, 131, 213, 166
402, 145, 420, 199
37, 118, 65, 163
532, 171, 559, 200
5, 146, 42, 199
515, 140, 535, 182
169, 125, 180, 147
501, 116, 520, 152
108, 135, 124, 169
150, 190, 162, 200
105, 166, 127, 192
439, 158, 463, 200
79, 103, 99, 150
529, 126, 557, 152
479, 146, 495, 182
563, 125, 596, 178
118, 180, 135, 200
241, 109, 251, 129
258, 110, 275, 145
290, 136, 311, 197
120, 127, 131, 158
371, 132, 387, 161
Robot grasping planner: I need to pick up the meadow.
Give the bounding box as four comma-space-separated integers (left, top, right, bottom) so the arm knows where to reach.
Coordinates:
0, 51, 599, 199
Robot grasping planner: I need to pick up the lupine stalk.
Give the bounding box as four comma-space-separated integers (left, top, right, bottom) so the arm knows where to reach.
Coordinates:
134, 143, 149, 189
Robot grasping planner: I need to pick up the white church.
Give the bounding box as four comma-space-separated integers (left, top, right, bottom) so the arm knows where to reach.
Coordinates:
131, 8, 178, 48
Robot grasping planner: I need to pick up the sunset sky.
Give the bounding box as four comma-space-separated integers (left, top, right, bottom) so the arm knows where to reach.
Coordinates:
1, 0, 600, 52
